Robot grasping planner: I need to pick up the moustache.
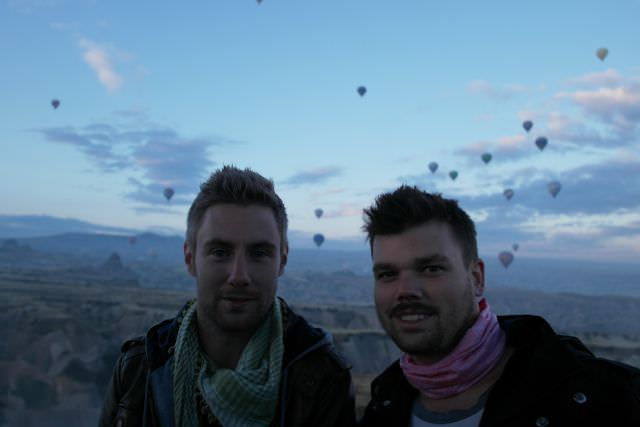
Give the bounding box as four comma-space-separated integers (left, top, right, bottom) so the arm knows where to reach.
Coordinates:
388, 302, 438, 318
221, 293, 257, 300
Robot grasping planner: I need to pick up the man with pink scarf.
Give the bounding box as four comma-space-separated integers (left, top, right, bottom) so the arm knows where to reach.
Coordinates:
359, 186, 640, 427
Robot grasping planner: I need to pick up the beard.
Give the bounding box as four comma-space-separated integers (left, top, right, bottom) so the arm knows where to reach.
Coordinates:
381, 282, 479, 363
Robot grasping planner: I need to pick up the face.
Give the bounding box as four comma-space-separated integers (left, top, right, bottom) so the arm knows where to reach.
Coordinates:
184, 204, 287, 337
372, 221, 484, 364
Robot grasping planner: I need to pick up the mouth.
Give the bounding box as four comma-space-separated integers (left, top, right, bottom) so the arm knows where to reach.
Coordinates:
222, 296, 255, 304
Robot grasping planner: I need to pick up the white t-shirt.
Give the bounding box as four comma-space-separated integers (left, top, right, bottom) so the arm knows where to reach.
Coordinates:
409, 391, 488, 427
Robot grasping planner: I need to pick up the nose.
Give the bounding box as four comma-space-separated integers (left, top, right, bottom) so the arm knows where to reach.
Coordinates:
396, 272, 422, 300
228, 253, 250, 287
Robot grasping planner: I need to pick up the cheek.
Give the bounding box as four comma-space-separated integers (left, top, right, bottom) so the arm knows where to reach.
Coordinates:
374, 284, 392, 307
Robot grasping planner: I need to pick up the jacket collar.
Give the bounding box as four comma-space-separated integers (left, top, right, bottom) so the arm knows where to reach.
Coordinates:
367, 315, 591, 423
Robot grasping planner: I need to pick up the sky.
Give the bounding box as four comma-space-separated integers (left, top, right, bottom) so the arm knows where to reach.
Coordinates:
1, 0, 639, 262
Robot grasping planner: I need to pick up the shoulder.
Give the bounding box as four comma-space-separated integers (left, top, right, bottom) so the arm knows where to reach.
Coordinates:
360, 361, 416, 427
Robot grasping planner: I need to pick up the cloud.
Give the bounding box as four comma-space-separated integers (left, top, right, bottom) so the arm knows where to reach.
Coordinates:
458, 158, 640, 216
556, 72, 640, 138
467, 80, 529, 100
322, 204, 362, 219
34, 112, 236, 205
566, 68, 622, 88
281, 167, 342, 187
455, 134, 529, 163
78, 38, 124, 92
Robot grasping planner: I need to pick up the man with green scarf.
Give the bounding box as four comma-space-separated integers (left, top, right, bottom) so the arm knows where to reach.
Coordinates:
99, 166, 356, 427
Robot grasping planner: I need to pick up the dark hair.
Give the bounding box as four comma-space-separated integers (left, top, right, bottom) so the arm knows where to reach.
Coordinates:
186, 165, 288, 253
362, 185, 478, 265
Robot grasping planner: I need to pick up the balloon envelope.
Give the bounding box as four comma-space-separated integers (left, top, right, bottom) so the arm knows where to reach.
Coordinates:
498, 251, 514, 268
535, 137, 548, 151
163, 187, 175, 201
503, 189, 514, 201
449, 171, 458, 181
314, 208, 323, 219
522, 120, 533, 132
428, 162, 438, 173
313, 233, 325, 247
596, 48, 608, 61
357, 86, 367, 97
512, 243, 519, 252
547, 181, 562, 198
481, 153, 492, 164
51, 99, 60, 109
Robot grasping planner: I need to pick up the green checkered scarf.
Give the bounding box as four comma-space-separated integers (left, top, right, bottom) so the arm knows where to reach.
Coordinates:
173, 298, 284, 427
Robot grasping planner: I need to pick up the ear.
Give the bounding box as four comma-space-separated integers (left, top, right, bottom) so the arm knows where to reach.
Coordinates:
470, 258, 485, 298
278, 242, 289, 277
183, 241, 196, 277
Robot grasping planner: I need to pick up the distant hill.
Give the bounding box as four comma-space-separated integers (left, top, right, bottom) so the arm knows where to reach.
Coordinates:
3, 229, 640, 298
0, 215, 135, 238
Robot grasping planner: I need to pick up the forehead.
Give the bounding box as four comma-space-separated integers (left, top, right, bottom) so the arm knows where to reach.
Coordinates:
372, 221, 463, 264
196, 204, 281, 245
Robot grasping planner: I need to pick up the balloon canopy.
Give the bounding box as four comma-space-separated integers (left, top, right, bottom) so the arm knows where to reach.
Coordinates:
535, 137, 548, 151
51, 99, 60, 109
503, 189, 514, 201
357, 86, 367, 97
596, 47, 608, 61
522, 120, 533, 132
449, 171, 458, 181
498, 251, 514, 268
481, 153, 492, 164
314, 208, 323, 219
428, 162, 438, 174
547, 181, 562, 198
512, 243, 519, 252
313, 233, 325, 247
163, 187, 175, 201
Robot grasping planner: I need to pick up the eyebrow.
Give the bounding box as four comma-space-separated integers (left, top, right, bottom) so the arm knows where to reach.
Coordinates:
202, 239, 277, 250
372, 255, 451, 273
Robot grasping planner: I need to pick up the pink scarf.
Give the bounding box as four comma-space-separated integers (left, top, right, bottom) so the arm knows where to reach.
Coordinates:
399, 299, 506, 400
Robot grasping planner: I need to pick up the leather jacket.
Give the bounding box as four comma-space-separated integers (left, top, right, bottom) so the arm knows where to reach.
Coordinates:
359, 315, 640, 427
99, 299, 355, 427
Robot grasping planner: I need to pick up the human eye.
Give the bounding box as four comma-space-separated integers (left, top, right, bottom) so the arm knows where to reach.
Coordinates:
252, 248, 268, 258
208, 247, 229, 258
421, 264, 444, 274
250, 245, 273, 259
375, 270, 398, 281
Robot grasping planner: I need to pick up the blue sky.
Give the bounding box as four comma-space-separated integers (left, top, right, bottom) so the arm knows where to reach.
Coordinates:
1, 0, 639, 262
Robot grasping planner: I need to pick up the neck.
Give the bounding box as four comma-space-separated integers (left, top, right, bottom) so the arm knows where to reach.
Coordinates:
195, 312, 255, 370
421, 346, 514, 413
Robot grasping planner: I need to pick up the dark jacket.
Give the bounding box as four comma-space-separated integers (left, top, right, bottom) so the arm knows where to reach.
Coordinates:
359, 315, 640, 427
99, 299, 356, 427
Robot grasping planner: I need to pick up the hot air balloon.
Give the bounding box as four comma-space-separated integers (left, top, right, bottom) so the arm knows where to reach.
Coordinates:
481, 153, 492, 164
51, 99, 60, 109
449, 171, 458, 181
313, 233, 325, 247
314, 208, 323, 219
163, 187, 175, 201
522, 120, 533, 133
357, 86, 367, 97
596, 48, 608, 61
503, 189, 514, 201
498, 251, 514, 269
547, 181, 562, 198
257, 0, 262, 3
512, 243, 519, 252
128, 236, 137, 245
428, 162, 438, 173
535, 137, 548, 151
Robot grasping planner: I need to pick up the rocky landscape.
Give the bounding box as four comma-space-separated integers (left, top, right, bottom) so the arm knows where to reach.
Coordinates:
1, 239, 640, 425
